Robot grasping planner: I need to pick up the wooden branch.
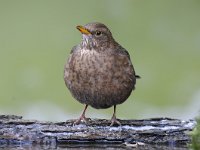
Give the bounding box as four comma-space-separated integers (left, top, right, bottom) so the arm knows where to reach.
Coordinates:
0, 115, 196, 149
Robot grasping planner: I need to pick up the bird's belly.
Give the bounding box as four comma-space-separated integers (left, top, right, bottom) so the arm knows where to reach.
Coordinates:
65, 50, 134, 109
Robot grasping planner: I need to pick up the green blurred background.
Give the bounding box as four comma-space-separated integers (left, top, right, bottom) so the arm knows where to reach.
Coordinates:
0, 0, 200, 121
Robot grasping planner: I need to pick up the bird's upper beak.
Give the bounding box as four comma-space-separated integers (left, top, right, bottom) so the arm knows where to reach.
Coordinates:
76, 25, 91, 35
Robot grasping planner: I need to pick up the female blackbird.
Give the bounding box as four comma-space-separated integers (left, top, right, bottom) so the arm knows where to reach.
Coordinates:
64, 22, 140, 126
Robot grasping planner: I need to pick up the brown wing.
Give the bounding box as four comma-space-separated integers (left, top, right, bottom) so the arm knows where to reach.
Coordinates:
115, 45, 140, 81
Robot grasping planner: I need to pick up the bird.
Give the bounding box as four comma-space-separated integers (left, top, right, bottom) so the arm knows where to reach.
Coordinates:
64, 22, 140, 126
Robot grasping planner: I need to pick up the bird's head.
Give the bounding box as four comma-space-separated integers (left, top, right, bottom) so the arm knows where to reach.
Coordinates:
76, 22, 115, 50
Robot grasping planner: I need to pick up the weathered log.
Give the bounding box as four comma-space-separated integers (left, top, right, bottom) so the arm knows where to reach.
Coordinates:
0, 115, 196, 149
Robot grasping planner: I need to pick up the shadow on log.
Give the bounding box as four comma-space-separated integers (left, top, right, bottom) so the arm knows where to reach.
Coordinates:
0, 115, 196, 149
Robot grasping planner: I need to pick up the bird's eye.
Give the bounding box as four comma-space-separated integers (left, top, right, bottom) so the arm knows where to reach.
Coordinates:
95, 31, 102, 36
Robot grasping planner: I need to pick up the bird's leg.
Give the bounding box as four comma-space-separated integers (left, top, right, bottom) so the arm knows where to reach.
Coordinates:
110, 105, 121, 126
74, 105, 89, 125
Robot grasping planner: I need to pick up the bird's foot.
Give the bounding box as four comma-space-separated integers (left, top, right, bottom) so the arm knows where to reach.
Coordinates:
72, 105, 89, 126
73, 115, 90, 125
110, 115, 121, 126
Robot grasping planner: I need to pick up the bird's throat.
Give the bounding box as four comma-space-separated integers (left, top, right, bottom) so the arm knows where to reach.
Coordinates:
81, 35, 98, 50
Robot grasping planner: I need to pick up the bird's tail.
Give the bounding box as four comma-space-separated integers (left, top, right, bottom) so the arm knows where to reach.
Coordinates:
136, 75, 141, 79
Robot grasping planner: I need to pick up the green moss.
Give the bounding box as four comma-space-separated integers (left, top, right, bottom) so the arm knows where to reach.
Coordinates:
191, 116, 200, 150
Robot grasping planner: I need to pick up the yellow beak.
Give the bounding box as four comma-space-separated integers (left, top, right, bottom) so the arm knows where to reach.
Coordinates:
76, 25, 91, 35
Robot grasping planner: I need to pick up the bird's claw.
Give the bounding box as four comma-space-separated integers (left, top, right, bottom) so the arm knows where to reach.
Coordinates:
110, 115, 121, 126
73, 116, 90, 125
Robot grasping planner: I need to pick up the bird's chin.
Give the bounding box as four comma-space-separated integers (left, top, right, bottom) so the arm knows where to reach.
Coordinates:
82, 34, 92, 46
82, 34, 91, 40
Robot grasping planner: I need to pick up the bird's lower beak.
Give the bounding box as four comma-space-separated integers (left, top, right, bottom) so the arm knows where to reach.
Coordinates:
76, 26, 91, 35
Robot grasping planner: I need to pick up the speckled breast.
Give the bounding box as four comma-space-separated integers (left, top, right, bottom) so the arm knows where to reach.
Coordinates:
64, 48, 136, 109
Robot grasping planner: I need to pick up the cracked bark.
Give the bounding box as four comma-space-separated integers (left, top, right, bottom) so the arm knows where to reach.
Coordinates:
0, 115, 196, 149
